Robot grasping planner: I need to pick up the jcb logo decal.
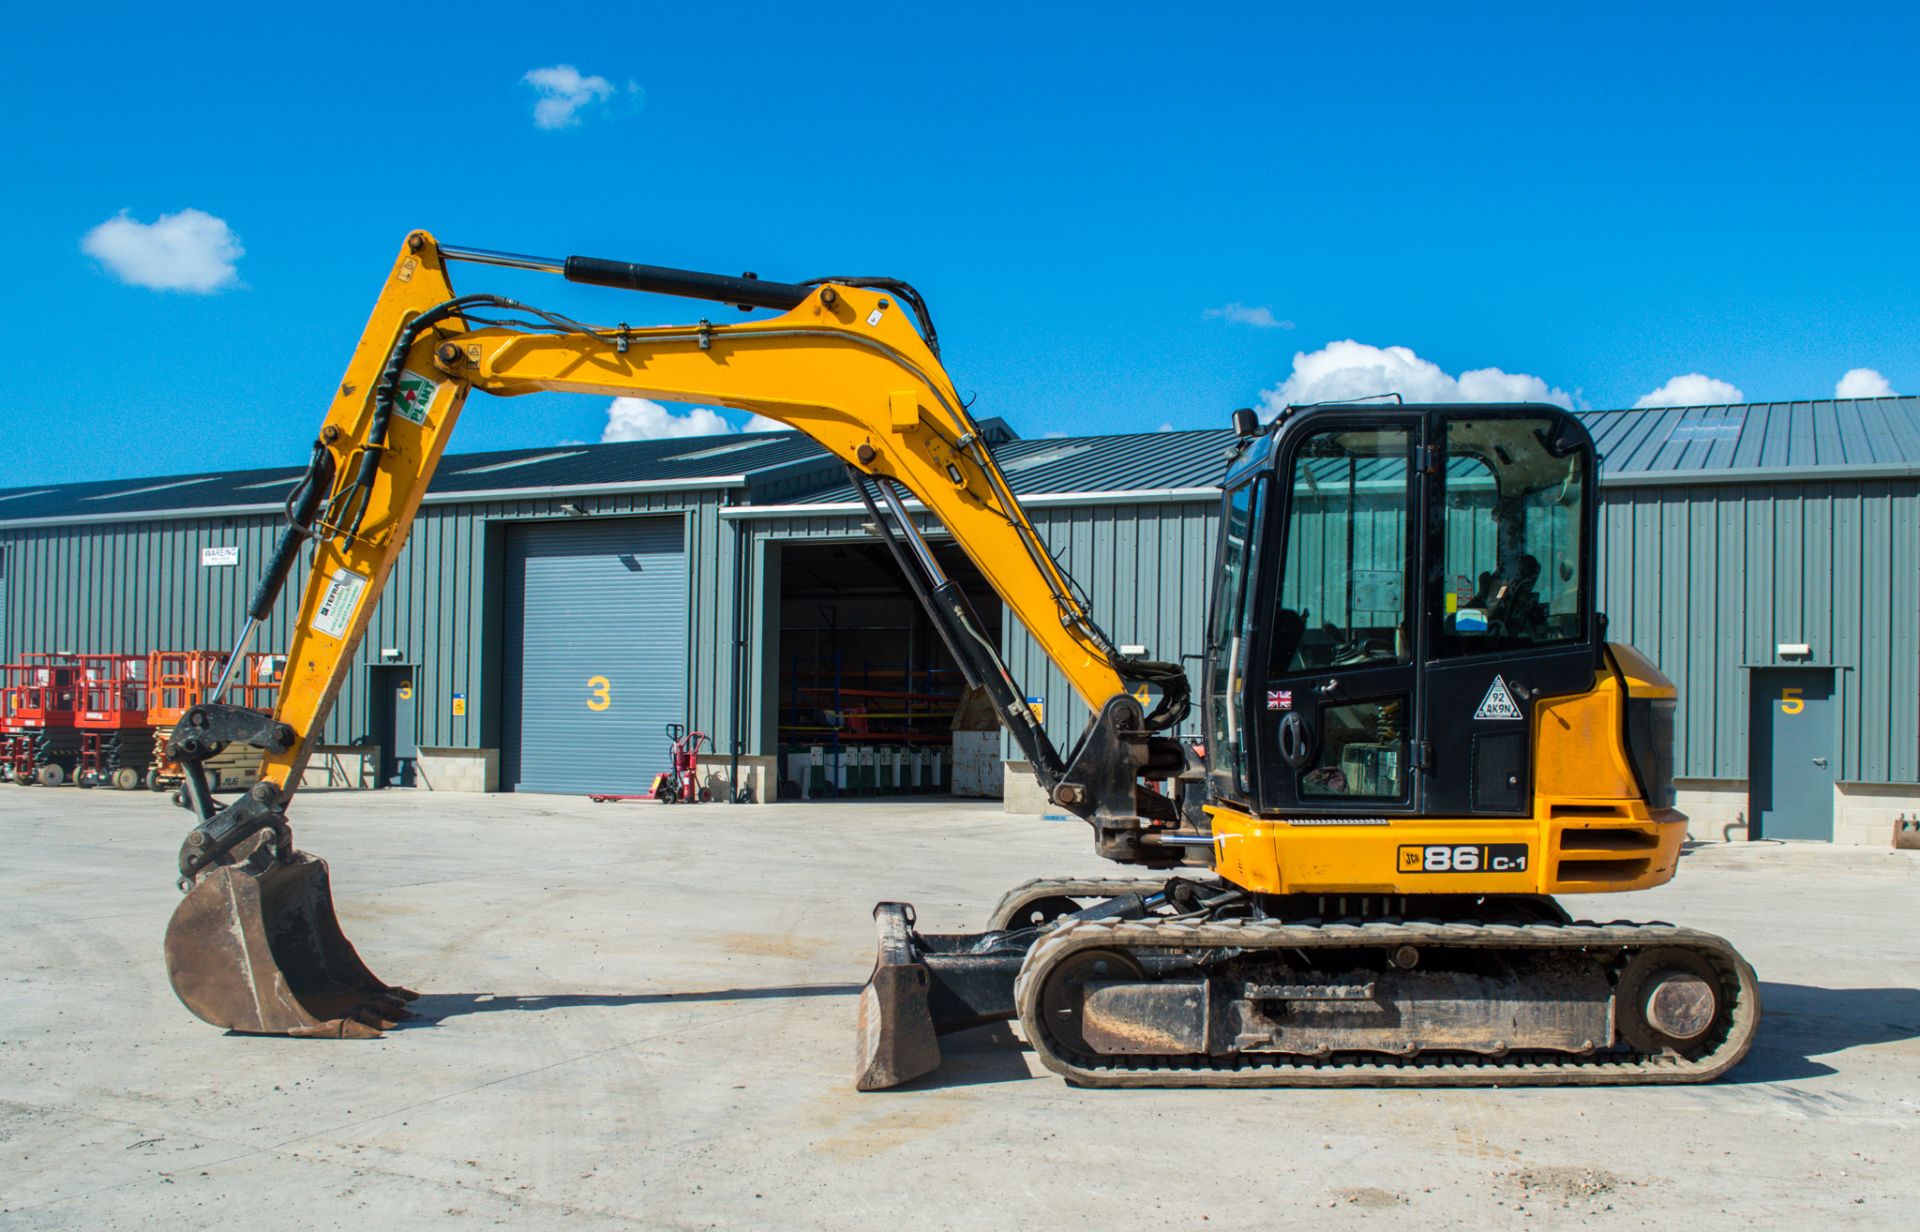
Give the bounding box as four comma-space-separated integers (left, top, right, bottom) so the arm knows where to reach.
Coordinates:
1398, 844, 1529, 873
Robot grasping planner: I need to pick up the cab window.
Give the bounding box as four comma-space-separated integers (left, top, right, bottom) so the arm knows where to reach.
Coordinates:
1272, 427, 1415, 674
1437, 416, 1588, 655
1206, 478, 1266, 793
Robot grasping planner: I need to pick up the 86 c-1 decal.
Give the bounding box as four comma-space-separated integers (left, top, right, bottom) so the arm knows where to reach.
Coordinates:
1397, 843, 1529, 873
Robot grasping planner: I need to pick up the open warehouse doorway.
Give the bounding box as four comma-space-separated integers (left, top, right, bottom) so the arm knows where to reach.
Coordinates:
774, 539, 1001, 801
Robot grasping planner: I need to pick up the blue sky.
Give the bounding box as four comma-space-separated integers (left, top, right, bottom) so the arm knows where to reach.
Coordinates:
3, 2, 1915, 484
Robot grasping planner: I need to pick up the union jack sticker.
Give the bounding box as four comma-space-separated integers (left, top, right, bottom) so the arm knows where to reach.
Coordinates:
1267, 688, 1292, 711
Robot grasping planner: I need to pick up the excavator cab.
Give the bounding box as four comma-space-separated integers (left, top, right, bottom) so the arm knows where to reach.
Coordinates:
1206, 403, 1608, 822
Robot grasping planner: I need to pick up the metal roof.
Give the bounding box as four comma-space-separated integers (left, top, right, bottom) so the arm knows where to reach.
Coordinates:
768, 428, 1241, 509
0, 430, 845, 527
1579, 396, 1920, 482
4, 397, 1917, 528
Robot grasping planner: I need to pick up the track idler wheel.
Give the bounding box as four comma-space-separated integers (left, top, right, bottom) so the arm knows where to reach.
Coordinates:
1617, 947, 1729, 1058
164, 850, 417, 1038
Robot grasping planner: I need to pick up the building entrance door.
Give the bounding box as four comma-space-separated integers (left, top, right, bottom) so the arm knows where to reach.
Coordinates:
1749, 668, 1834, 840
373, 666, 418, 788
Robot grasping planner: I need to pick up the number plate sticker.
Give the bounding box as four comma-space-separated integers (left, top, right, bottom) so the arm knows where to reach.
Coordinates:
1397, 843, 1529, 874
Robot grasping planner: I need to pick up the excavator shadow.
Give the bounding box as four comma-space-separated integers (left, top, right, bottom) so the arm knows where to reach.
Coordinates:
395, 983, 864, 1026
387, 984, 1920, 1087
1722, 982, 1920, 1083
392, 990, 1039, 1086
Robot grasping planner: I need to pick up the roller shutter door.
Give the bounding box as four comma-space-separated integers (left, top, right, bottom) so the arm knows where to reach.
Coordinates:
503, 517, 688, 794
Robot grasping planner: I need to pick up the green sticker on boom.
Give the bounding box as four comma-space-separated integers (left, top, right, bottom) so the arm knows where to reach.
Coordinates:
393, 370, 438, 426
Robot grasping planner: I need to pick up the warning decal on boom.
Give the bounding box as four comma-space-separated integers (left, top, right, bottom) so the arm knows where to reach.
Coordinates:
1474, 674, 1522, 720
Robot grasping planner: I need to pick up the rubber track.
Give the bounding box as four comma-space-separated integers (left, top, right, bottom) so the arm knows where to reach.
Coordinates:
985, 875, 1221, 932
1013, 916, 1760, 1088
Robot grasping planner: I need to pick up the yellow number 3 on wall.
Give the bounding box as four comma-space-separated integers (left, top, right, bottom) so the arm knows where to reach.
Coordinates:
1779, 687, 1804, 715
586, 675, 612, 711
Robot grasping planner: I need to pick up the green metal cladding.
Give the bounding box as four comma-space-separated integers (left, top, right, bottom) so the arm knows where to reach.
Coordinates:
3, 402, 1916, 789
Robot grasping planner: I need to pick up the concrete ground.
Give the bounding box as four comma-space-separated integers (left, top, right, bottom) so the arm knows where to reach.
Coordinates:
2, 790, 1916, 1231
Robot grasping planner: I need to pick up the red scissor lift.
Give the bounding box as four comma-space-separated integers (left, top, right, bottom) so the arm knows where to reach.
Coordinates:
146, 650, 285, 791
73, 654, 157, 790
2, 655, 83, 786
0, 668, 25, 783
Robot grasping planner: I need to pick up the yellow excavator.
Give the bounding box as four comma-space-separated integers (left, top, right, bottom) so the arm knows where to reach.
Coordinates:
161, 231, 1759, 1089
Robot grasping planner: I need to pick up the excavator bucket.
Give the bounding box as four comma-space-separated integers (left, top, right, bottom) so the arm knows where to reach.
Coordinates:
163, 852, 416, 1038
854, 903, 943, 1090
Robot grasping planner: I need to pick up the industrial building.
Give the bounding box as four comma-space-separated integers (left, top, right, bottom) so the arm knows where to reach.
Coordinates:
2, 395, 1915, 844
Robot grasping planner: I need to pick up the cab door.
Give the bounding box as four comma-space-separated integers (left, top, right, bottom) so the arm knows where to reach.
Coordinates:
1256, 418, 1425, 816
1421, 410, 1599, 815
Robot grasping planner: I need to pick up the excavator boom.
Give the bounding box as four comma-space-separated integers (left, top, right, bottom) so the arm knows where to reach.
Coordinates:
162, 231, 1194, 1047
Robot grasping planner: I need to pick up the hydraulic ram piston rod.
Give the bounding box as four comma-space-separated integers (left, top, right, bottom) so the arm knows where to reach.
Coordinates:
438, 244, 813, 311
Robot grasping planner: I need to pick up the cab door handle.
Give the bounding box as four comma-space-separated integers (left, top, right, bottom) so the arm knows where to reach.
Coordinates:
1277, 713, 1317, 769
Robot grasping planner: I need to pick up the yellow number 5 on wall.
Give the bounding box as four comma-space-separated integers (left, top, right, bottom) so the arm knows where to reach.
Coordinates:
1779, 687, 1804, 715
587, 675, 612, 711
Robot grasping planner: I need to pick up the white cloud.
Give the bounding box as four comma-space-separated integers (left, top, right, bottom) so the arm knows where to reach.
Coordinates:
1835, 368, 1896, 399
1156, 422, 1175, 432
1257, 340, 1573, 417
80, 209, 242, 293
1204, 303, 1294, 330
1633, 373, 1744, 408
523, 65, 638, 129
599, 398, 794, 442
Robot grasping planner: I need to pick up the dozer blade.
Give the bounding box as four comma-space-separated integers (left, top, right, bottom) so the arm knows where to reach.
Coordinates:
854, 903, 943, 1090
164, 852, 417, 1038
854, 902, 1035, 1090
